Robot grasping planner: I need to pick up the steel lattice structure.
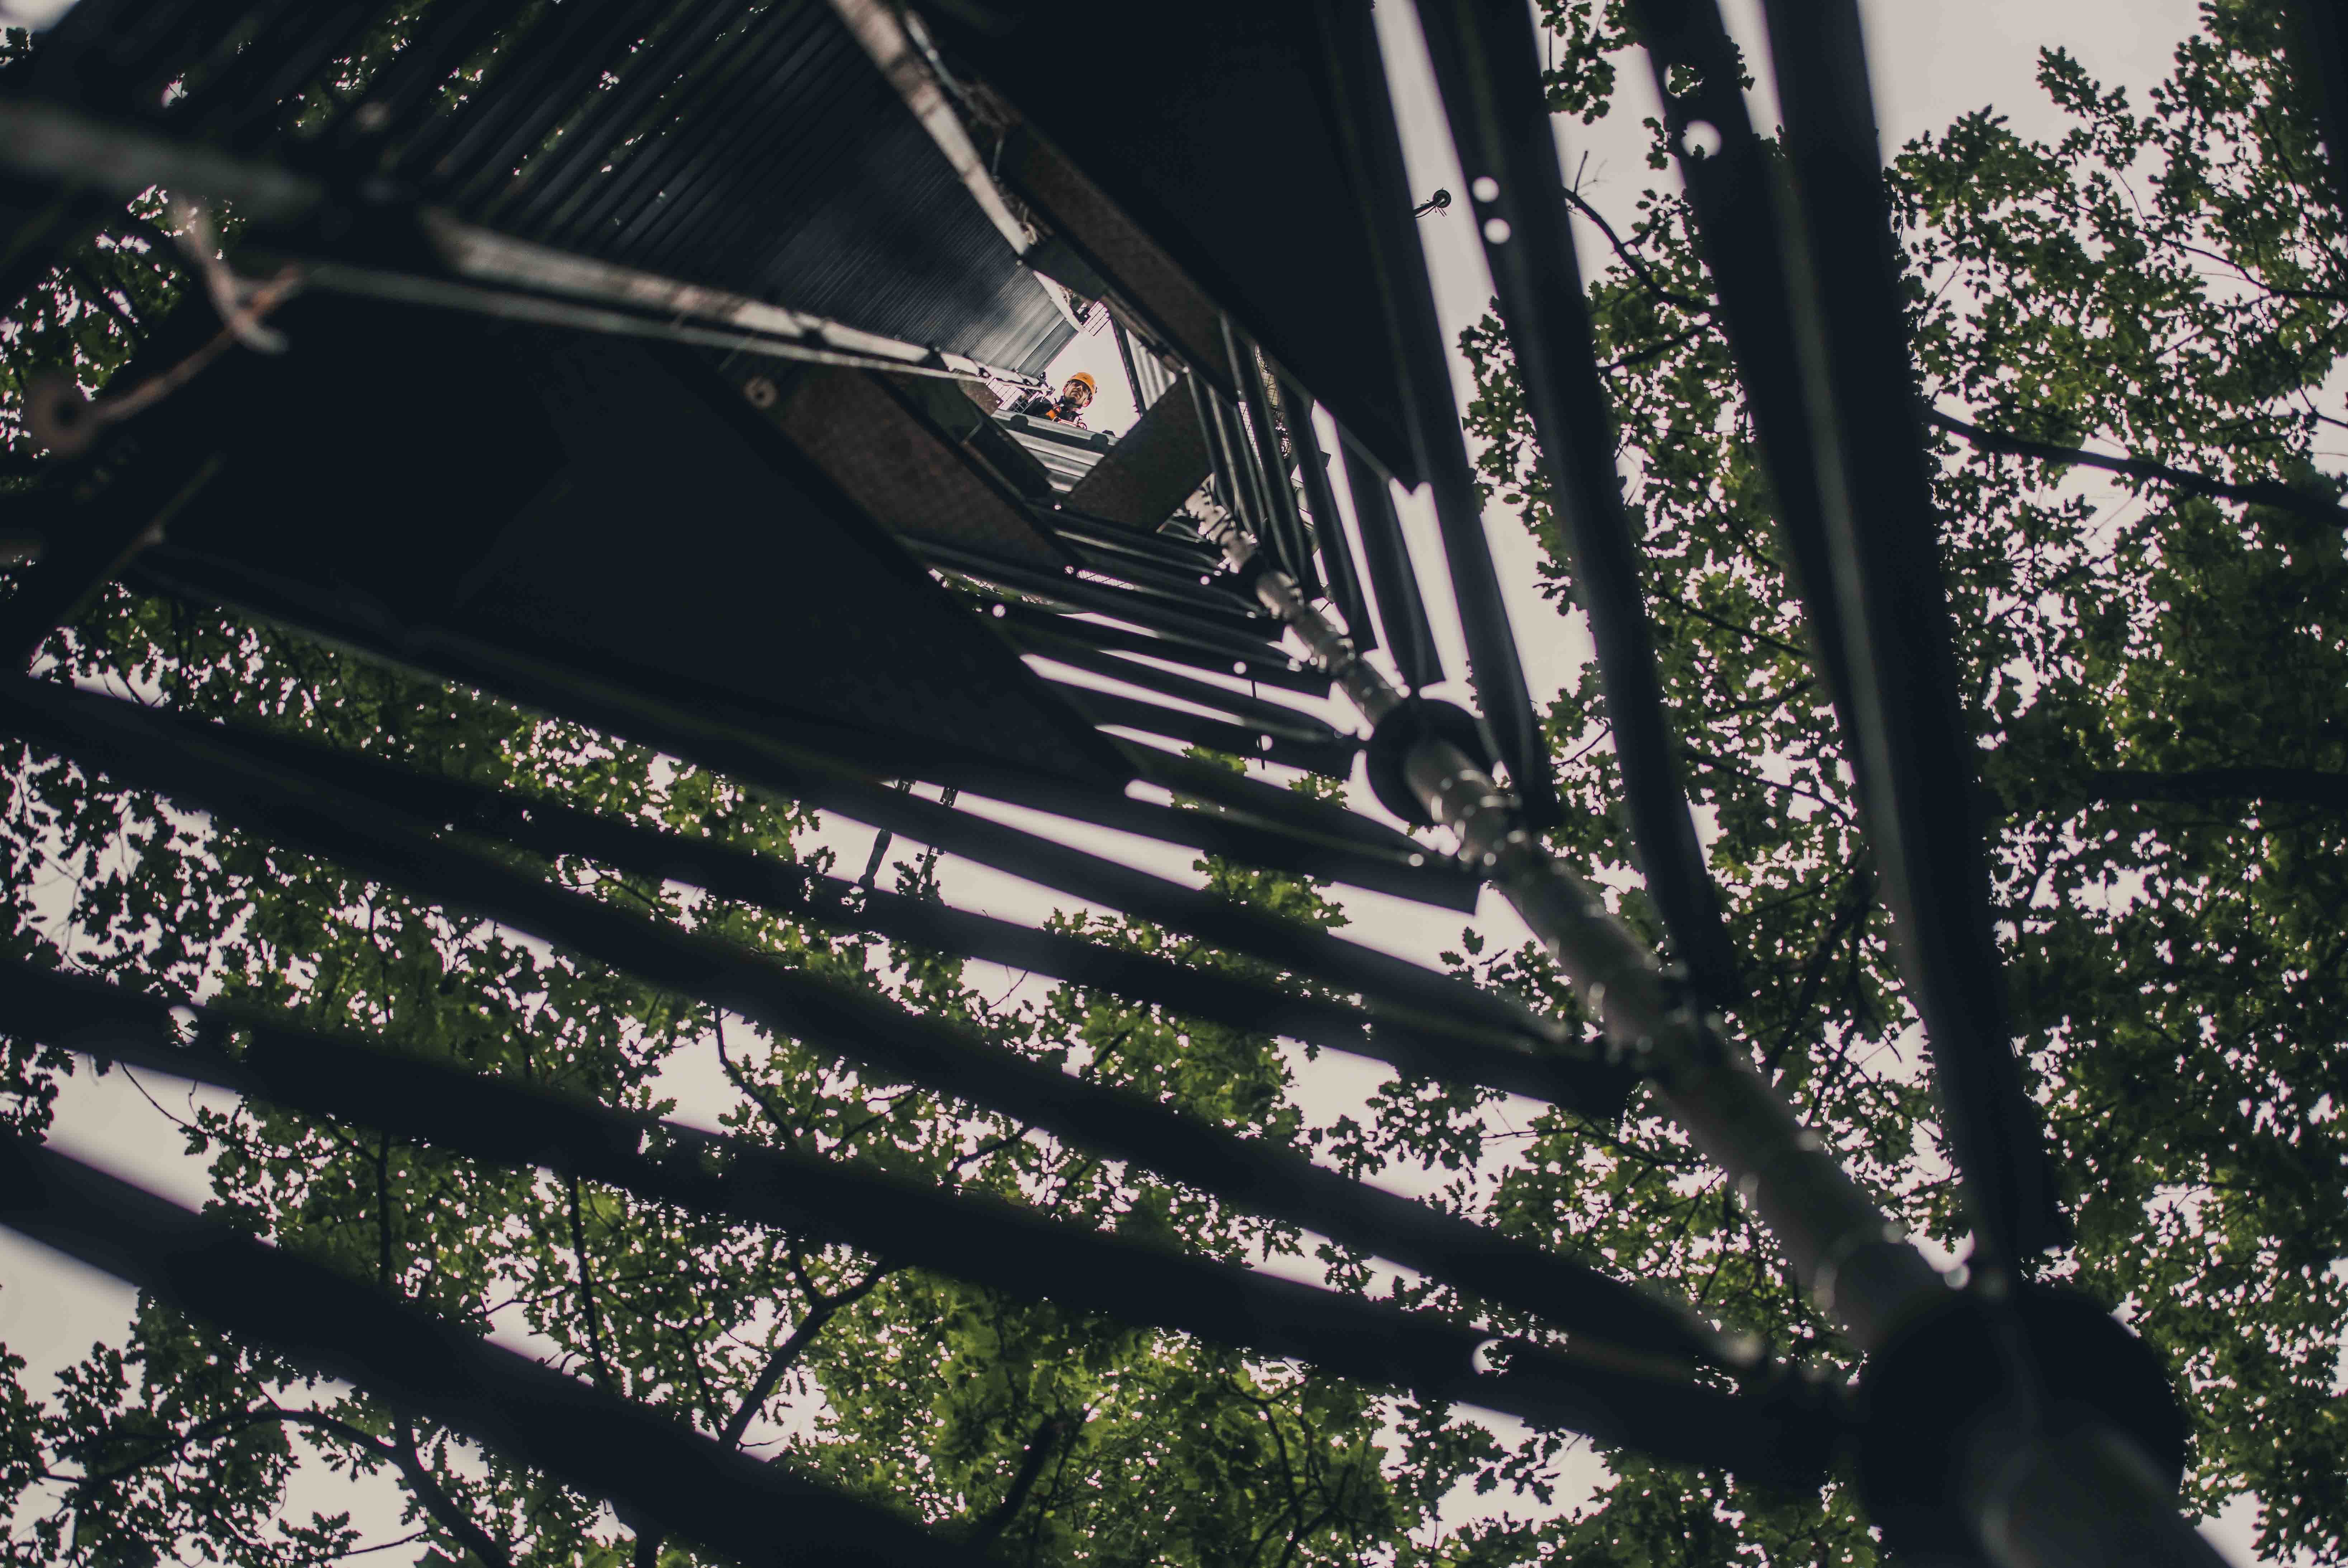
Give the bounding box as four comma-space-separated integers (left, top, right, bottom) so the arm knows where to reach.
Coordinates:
2, 1, 2330, 1564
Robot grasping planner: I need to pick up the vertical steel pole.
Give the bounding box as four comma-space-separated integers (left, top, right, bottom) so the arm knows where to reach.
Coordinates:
1204, 520, 2223, 1568
1111, 316, 1151, 414
1275, 376, 1374, 652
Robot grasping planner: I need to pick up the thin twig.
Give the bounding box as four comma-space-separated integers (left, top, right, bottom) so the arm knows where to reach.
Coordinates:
1558, 184, 1713, 314
1923, 405, 2345, 528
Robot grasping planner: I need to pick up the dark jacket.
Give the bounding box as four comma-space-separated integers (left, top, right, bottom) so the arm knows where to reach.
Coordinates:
1013, 390, 1089, 428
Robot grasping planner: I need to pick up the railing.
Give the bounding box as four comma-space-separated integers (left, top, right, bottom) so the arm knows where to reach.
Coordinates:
996, 408, 1114, 489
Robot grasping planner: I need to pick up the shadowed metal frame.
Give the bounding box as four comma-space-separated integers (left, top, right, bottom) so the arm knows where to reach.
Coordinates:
0, 0, 2300, 1564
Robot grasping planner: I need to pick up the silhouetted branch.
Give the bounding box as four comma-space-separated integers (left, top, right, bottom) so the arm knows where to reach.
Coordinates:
1923, 406, 2347, 527
715, 1264, 896, 1453
1762, 859, 1875, 1075
203, 1409, 517, 1568
564, 1174, 620, 1393
966, 1416, 1069, 1552
388, 1419, 515, 1568
2014, 767, 2348, 815
1558, 183, 1713, 314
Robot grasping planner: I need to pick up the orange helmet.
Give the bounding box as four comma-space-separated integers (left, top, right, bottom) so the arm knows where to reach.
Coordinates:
1067, 371, 1098, 394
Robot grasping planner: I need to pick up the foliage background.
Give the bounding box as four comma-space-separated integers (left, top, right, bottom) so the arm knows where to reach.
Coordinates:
0, 1, 2342, 1565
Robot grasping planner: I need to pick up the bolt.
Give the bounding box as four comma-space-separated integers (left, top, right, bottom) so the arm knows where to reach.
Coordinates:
742, 376, 778, 409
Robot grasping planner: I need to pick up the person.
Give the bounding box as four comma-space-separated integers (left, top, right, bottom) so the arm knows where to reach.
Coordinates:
1013, 370, 1096, 427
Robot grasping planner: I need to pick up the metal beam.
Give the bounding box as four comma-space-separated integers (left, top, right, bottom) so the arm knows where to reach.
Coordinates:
0, 1137, 979, 1568
2285, 0, 2348, 220
0, 96, 1048, 392
1184, 511, 1947, 1336
1055, 683, 1358, 779
988, 599, 1324, 694
1308, 0, 1561, 827
131, 556, 1492, 1040
1615, 0, 1868, 867
1016, 627, 1341, 738
827, 0, 1037, 261
1275, 376, 1376, 653
1412, 0, 1742, 1007
1338, 428, 1445, 690
1228, 320, 1324, 598
922, 542, 1277, 642
1132, 745, 1425, 857
181, 714, 1526, 1069
1748, 0, 2061, 1266
1195, 150, 2219, 1568
0, 94, 323, 223
0, 676, 1723, 1366
1, 959, 1822, 1478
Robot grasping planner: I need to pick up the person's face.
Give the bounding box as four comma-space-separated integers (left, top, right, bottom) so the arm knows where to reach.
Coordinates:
1062, 378, 1094, 408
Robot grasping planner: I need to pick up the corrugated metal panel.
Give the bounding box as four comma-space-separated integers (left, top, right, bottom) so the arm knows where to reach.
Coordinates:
917, 2, 1432, 484
469, 0, 1073, 377
128, 293, 1123, 783
8, 0, 1075, 378
1132, 346, 1175, 410
1000, 413, 1110, 491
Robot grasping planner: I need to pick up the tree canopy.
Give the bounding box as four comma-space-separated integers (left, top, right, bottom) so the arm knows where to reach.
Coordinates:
1459, 0, 2345, 1559
0, 1, 2342, 1565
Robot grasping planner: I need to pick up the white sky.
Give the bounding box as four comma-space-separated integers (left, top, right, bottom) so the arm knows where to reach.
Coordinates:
3, 1, 2265, 1562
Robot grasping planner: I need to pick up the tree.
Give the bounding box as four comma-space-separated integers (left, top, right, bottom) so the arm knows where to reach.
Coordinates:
0, 573, 1501, 1565
1, 2, 2342, 1566
0, 75, 1477, 1555
1454, 0, 2346, 1560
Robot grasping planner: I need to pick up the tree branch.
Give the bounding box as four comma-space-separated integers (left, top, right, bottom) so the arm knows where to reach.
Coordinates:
100, 211, 184, 274
966, 1416, 1068, 1552
203, 1408, 518, 1568
1598, 322, 1708, 375
714, 1017, 803, 1151
567, 1167, 655, 1567
1761, 859, 1875, 1075
1922, 406, 2347, 527
2022, 766, 2348, 815
1558, 183, 1713, 315
384, 1420, 515, 1568
374, 1134, 396, 1288
563, 1174, 620, 1393
714, 1264, 896, 1452
1023, 1406, 1089, 1568
61, 261, 140, 338
1680, 742, 1857, 827
948, 1124, 1032, 1176
51, 1406, 289, 1488
1651, 593, 1810, 663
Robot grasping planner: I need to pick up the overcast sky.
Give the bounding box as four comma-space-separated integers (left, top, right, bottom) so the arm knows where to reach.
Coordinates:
1064, 1, 2256, 1555
4, 1, 2260, 1562
1381, 4, 2261, 1557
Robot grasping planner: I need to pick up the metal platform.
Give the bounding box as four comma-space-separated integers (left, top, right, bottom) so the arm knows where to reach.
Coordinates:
998, 409, 1113, 490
